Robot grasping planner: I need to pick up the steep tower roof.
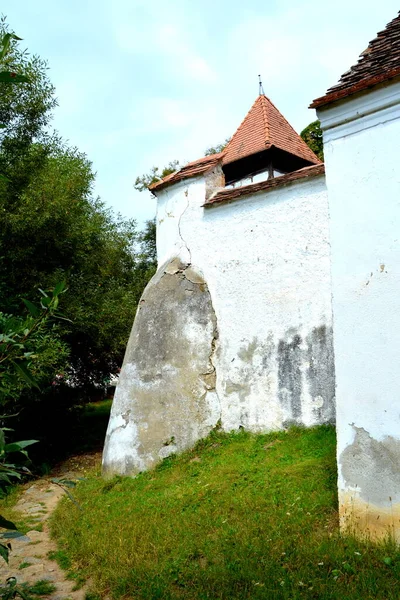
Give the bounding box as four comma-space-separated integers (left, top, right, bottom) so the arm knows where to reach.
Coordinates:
223, 94, 321, 166
311, 11, 400, 108
150, 94, 320, 193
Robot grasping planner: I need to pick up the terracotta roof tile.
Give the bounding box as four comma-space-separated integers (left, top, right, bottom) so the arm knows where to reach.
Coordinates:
205, 164, 325, 207
223, 95, 321, 165
149, 153, 224, 192
149, 94, 320, 193
311, 12, 400, 108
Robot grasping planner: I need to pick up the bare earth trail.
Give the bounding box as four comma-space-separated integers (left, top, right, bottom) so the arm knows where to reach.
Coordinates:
0, 452, 102, 600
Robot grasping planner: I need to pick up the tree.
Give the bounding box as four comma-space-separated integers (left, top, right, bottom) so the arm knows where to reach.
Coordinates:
0, 24, 154, 389
134, 160, 180, 192
300, 120, 324, 161
204, 137, 230, 156
0, 143, 146, 386
0, 284, 68, 407
0, 19, 57, 198
135, 138, 231, 195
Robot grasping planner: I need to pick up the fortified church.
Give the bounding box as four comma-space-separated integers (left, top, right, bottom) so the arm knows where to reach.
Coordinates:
103, 12, 400, 541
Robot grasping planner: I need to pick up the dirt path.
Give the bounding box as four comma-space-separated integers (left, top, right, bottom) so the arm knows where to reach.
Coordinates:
0, 451, 102, 600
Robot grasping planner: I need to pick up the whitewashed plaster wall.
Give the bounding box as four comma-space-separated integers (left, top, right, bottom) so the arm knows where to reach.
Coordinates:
318, 79, 400, 540
156, 171, 334, 433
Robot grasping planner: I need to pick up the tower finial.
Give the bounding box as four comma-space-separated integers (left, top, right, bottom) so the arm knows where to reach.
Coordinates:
258, 74, 264, 96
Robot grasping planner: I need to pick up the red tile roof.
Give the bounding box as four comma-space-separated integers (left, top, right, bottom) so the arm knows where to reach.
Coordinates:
222, 95, 321, 166
205, 164, 325, 207
149, 153, 224, 192
311, 12, 400, 109
149, 94, 320, 193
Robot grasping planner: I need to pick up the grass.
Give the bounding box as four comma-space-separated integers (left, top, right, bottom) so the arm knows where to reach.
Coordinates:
51, 425, 400, 599
26, 580, 56, 595
0, 579, 57, 599
0, 484, 43, 535
47, 550, 86, 590
0, 485, 26, 531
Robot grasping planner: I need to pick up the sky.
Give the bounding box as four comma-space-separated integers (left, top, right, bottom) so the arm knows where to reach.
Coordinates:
1, 0, 399, 227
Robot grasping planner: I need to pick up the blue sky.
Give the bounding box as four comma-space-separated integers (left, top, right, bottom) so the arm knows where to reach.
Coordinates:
1, 1, 399, 226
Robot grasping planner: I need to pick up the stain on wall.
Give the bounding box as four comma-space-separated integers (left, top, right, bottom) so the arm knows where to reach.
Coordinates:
306, 325, 336, 424
102, 258, 221, 477
278, 329, 303, 424
341, 426, 400, 506
221, 326, 334, 432
339, 426, 400, 540
277, 325, 335, 427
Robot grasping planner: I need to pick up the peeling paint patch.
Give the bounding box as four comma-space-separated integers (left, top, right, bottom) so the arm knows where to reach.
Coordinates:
340, 427, 400, 507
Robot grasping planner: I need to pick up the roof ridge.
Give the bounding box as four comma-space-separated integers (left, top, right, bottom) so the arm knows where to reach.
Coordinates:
264, 95, 319, 158
259, 95, 270, 147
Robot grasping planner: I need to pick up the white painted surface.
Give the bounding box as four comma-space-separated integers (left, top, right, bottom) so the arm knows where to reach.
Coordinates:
156, 171, 334, 432
319, 80, 400, 528
226, 168, 285, 189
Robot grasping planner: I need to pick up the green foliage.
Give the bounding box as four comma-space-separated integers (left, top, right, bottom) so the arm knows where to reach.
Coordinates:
135, 139, 231, 194
0, 578, 30, 600
0, 284, 70, 542
24, 580, 56, 596
0, 285, 68, 405
300, 119, 324, 161
204, 137, 231, 156
134, 160, 180, 192
1, 143, 143, 384
0, 425, 38, 564
0, 24, 154, 391
0, 19, 56, 199
135, 219, 157, 283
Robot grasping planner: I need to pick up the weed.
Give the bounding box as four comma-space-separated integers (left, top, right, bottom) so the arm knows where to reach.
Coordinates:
47, 549, 70, 570
18, 562, 32, 570
28, 580, 56, 595
47, 550, 84, 589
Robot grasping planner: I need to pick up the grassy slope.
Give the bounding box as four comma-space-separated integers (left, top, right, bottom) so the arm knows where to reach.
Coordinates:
51, 426, 400, 599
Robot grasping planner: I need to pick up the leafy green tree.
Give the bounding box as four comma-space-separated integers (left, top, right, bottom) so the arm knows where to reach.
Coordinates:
300, 120, 324, 161
134, 160, 180, 192
0, 19, 56, 197
138, 219, 157, 269
0, 24, 155, 395
0, 284, 68, 406
204, 137, 230, 156
0, 143, 145, 385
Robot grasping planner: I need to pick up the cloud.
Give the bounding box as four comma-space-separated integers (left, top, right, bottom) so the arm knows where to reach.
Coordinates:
111, 2, 216, 84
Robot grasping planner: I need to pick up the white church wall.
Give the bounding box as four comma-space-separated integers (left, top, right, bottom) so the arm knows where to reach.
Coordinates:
156, 172, 334, 433
319, 79, 400, 540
